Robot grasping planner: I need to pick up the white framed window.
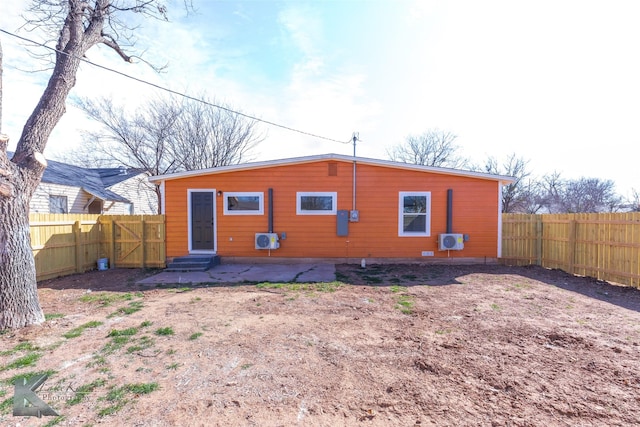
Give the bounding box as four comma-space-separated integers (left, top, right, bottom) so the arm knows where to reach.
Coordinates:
296, 192, 337, 215
398, 192, 431, 236
223, 192, 264, 215
49, 195, 68, 213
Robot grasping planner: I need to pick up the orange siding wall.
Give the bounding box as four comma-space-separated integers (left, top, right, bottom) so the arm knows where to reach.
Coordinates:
164, 160, 500, 259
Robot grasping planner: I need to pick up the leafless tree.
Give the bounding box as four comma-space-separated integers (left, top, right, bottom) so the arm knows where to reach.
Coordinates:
0, 1, 186, 330
537, 171, 565, 213
387, 129, 468, 169
536, 172, 623, 213
553, 177, 621, 213
171, 94, 262, 170
627, 189, 640, 212
515, 178, 548, 214
69, 94, 263, 212
71, 96, 184, 212
476, 154, 624, 214
483, 153, 533, 213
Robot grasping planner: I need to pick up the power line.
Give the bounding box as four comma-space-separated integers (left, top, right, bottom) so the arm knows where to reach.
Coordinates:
0, 27, 353, 145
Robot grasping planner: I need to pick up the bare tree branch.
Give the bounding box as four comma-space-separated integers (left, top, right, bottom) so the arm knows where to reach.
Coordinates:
1, 0, 191, 329
556, 177, 621, 213
386, 129, 468, 169
69, 93, 263, 213
627, 189, 640, 212
483, 153, 532, 213
100, 34, 133, 62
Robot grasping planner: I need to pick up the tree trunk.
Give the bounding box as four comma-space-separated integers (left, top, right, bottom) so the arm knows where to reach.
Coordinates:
1, 0, 169, 329
0, 32, 83, 328
0, 2, 102, 329
155, 185, 163, 215
0, 185, 44, 328
0, 135, 45, 327
1, 37, 4, 133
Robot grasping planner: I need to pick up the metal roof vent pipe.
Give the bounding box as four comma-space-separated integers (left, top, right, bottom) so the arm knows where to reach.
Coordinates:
268, 188, 274, 233
446, 189, 453, 234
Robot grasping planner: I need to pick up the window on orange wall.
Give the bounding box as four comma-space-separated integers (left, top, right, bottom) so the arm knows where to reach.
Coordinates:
398, 192, 431, 236
223, 192, 264, 215
296, 192, 337, 215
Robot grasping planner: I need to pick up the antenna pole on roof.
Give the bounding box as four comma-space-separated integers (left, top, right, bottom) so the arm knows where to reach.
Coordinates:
352, 132, 359, 213
352, 132, 358, 157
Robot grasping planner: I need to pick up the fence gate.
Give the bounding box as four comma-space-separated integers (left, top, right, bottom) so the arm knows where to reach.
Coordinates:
102, 215, 166, 269
113, 219, 144, 267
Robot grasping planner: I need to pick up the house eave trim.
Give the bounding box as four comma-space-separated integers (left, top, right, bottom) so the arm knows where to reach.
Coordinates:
148, 153, 515, 184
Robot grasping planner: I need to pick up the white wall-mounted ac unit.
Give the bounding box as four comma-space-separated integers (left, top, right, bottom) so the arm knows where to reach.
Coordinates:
439, 233, 464, 250
255, 233, 280, 250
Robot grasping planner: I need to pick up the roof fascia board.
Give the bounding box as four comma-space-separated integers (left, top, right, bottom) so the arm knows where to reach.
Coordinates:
148, 153, 514, 184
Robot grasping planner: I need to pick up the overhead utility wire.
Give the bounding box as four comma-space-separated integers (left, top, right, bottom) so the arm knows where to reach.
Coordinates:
0, 28, 352, 145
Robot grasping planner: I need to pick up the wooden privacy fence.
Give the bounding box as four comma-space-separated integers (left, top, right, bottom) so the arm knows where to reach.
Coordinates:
29, 214, 165, 281
502, 213, 640, 288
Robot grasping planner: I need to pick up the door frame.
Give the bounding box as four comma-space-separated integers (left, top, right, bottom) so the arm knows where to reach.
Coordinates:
187, 189, 217, 254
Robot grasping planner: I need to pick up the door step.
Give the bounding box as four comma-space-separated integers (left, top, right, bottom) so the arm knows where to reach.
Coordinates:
165, 255, 220, 272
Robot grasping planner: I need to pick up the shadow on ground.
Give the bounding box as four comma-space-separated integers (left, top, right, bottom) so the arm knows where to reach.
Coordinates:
334, 263, 640, 313
37, 263, 640, 313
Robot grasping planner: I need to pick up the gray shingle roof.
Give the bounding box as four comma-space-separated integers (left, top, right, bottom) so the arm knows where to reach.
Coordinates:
8, 153, 132, 203
93, 167, 146, 187
42, 159, 130, 203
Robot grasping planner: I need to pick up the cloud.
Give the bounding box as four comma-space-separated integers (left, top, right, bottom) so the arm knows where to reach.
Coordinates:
277, 6, 323, 62
2, 1, 637, 195
251, 5, 382, 157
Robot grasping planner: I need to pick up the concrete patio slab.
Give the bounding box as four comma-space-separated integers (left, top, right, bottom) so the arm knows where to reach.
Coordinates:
136, 263, 336, 285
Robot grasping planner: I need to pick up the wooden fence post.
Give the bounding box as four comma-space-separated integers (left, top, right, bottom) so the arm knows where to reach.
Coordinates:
141, 218, 146, 268
74, 220, 82, 273
110, 220, 116, 269
536, 216, 543, 266
567, 219, 577, 274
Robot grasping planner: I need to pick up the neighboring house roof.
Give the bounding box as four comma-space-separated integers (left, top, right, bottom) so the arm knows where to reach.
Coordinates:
148, 153, 515, 184
94, 167, 147, 187
8, 152, 132, 203
41, 159, 131, 203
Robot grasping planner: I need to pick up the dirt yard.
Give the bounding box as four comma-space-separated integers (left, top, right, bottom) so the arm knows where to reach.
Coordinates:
1, 263, 639, 426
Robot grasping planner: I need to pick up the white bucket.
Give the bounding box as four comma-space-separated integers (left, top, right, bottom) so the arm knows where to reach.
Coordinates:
97, 258, 109, 271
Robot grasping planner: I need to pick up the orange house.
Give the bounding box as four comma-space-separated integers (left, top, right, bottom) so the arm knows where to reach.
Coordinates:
149, 154, 514, 263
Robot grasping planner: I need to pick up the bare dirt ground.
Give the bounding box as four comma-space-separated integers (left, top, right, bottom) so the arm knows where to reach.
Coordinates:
1, 263, 640, 426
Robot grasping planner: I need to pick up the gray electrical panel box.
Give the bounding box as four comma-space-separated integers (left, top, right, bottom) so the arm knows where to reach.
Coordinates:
337, 210, 349, 236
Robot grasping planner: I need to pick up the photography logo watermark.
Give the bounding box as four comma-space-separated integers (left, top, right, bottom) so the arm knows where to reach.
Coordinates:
13, 374, 59, 417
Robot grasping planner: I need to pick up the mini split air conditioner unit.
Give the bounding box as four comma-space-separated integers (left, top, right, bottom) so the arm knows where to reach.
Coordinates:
439, 233, 464, 251
255, 233, 280, 250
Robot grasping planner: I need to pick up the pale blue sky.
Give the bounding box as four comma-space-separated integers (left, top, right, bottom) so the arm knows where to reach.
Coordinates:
1, 1, 638, 197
